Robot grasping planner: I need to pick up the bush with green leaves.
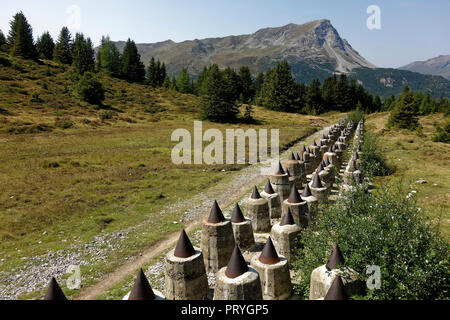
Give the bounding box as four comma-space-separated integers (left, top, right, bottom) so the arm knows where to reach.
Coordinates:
361, 131, 395, 176
75, 72, 105, 105
292, 182, 449, 300
432, 117, 450, 143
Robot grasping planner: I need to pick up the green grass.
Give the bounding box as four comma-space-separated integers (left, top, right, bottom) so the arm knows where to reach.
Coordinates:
366, 112, 450, 239
0, 53, 343, 299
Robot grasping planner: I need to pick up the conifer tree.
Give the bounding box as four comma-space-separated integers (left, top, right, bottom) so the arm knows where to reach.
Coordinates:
259, 60, 297, 112
8, 12, 37, 60
176, 68, 192, 93
97, 36, 121, 77
72, 33, 95, 74
159, 62, 166, 87
238, 66, 254, 104
54, 27, 73, 64
36, 31, 55, 60
305, 78, 324, 114
387, 86, 419, 130
222, 67, 241, 103
162, 74, 170, 89
170, 75, 177, 91
0, 30, 7, 51
147, 57, 156, 86
120, 38, 145, 82
199, 64, 238, 122
373, 95, 382, 112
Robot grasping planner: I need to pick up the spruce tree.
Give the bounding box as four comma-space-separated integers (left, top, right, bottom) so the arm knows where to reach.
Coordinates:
387, 86, 419, 130
176, 68, 191, 93
159, 62, 166, 87
163, 74, 170, 88
199, 64, 238, 122
8, 12, 37, 60
72, 33, 95, 74
54, 27, 73, 64
238, 66, 254, 104
170, 75, 177, 91
0, 30, 7, 51
260, 61, 297, 112
373, 95, 382, 112
304, 78, 324, 114
120, 38, 145, 82
321, 75, 337, 110
147, 57, 155, 86
36, 31, 55, 60
97, 36, 121, 77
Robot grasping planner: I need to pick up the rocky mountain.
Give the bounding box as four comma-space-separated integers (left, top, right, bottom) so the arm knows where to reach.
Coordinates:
400, 55, 450, 80
114, 19, 375, 79
112, 19, 450, 99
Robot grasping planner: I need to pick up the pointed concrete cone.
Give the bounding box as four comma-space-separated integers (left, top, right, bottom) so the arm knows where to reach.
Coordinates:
207, 200, 226, 223
311, 173, 323, 188
289, 152, 296, 160
324, 276, 348, 300
225, 245, 249, 278
251, 185, 261, 199
326, 244, 345, 270
280, 207, 295, 226
274, 161, 286, 175
302, 183, 312, 197
214, 246, 262, 300
128, 269, 156, 300
174, 229, 196, 258
264, 179, 275, 195
261, 179, 282, 219
317, 162, 324, 172
251, 237, 292, 299
44, 277, 67, 300
296, 153, 301, 161
231, 203, 246, 223
259, 237, 280, 265
313, 140, 318, 147
302, 145, 307, 153
287, 183, 302, 204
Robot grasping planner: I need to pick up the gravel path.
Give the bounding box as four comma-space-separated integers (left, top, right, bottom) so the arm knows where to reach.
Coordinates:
0, 123, 334, 300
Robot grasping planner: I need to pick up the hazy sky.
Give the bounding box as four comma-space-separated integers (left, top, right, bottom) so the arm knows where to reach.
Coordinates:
1, 0, 449, 68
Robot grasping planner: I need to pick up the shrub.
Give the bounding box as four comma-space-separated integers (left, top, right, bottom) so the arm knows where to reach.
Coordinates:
75, 72, 105, 105
361, 131, 395, 176
387, 88, 420, 130
292, 183, 449, 300
347, 108, 365, 126
99, 110, 115, 121
28, 92, 43, 103
432, 117, 450, 143
54, 117, 74, 129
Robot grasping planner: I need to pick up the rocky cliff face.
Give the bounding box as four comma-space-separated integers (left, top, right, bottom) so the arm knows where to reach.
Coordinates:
114, 19, 375, 77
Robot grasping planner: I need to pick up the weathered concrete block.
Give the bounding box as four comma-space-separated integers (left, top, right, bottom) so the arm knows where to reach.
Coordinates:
260, 191, 282, 219
165, 248, 209, 300
270, 222, 301, 262
246, 197, 271, 232
269, 174, 290, 203
309, 265, 364, 300
201, 220, 235, 273
232, 219, 255, 251
309, 184, 328, 204
214, 266, 263, 300
250, 255, 292, 300
282, 199, 309, 227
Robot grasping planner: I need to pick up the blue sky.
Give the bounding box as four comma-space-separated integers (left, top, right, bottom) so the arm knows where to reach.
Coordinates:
1, 0, 449, 68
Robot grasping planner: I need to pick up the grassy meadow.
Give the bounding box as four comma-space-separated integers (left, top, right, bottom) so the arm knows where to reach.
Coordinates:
0, 53, 344, 298
365, 112, 450, 238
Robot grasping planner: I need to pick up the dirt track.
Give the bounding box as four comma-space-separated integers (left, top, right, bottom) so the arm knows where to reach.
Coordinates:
75, 124, 333, 300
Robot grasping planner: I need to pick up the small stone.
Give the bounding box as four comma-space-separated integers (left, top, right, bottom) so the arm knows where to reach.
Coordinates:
416, 179, 427, 184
